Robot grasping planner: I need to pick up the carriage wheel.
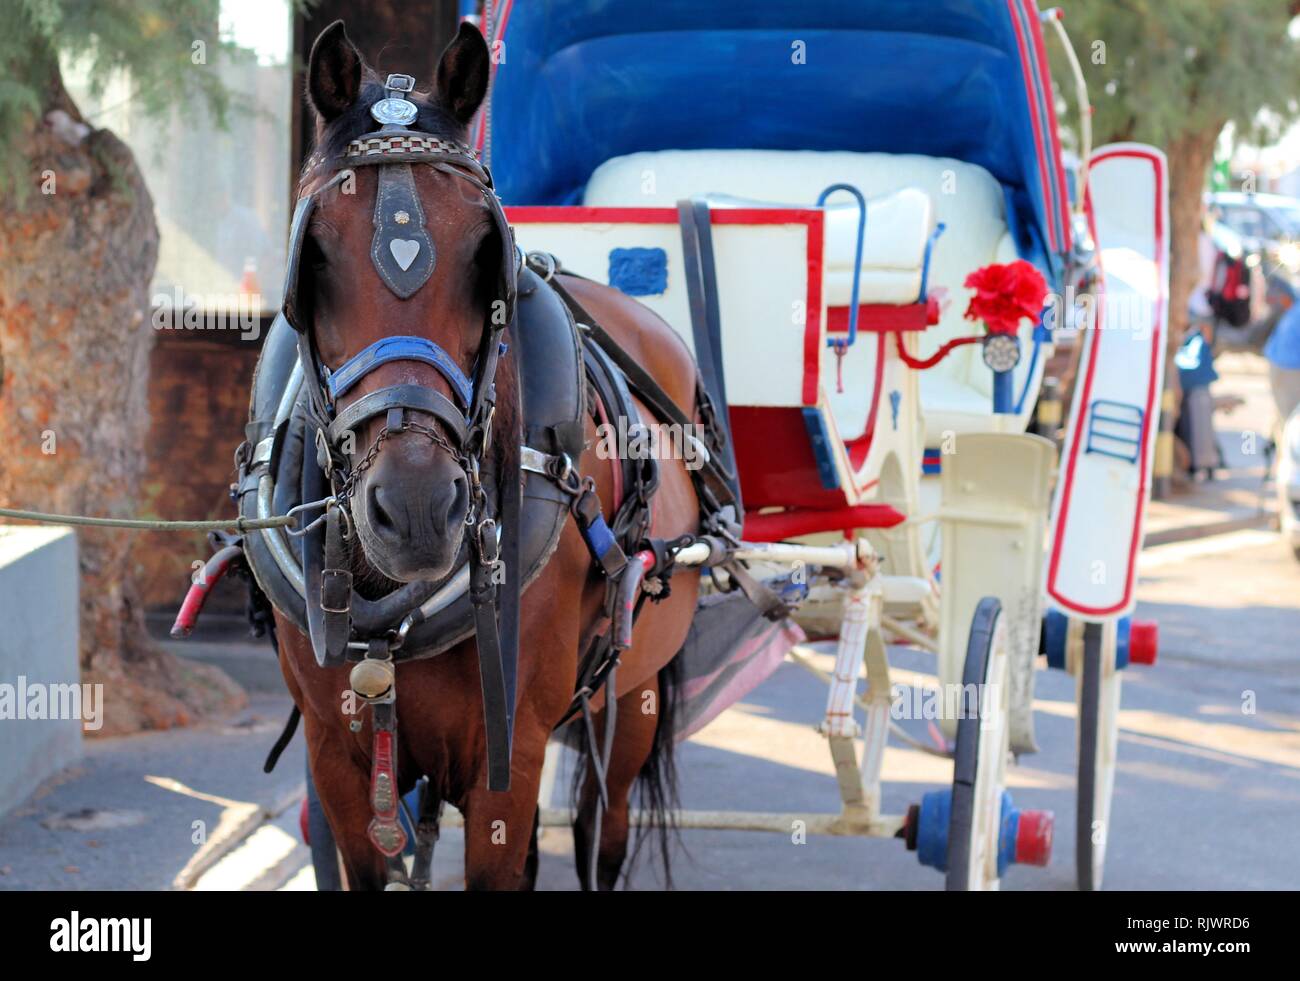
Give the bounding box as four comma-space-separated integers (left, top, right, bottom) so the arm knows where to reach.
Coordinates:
945, 596, 1011, 891
1076, 621, 1121, 891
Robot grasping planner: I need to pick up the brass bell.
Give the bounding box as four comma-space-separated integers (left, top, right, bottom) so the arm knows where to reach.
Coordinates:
350, 658, 394, 701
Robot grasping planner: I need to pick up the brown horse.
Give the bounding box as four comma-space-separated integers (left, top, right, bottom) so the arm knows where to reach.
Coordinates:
274, 21, 702, 890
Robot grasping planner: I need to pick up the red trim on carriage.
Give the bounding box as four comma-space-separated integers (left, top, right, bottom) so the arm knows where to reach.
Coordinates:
1006, 0, 1053, 253
474, 0, 515, 153
826, 302, 933, 334
743, 503, 906, 543
1046, 147, 1164, 617
1024, 0, 1073, 253
1006, 0, 1072, 255
801, 210, 826, 406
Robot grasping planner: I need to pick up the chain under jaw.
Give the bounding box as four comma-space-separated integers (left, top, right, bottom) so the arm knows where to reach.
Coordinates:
331, 417, 465, 508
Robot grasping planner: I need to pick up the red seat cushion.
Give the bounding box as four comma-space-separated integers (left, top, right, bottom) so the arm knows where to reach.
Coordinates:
743, 504, 906, 543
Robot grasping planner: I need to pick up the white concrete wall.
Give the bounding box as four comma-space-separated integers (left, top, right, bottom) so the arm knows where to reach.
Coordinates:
0, 527, 80, 820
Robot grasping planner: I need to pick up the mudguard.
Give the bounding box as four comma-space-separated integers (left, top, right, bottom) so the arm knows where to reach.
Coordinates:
937, 431, 1056, 753
1046, 144, 1169, 620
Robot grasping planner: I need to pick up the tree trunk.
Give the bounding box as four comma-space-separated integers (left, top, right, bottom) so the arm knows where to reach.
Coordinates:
0, 59, 244, 735
1153, 124, 1222, 497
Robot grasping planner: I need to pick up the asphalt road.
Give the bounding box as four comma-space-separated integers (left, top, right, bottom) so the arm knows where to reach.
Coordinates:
519, 528, 1300, 890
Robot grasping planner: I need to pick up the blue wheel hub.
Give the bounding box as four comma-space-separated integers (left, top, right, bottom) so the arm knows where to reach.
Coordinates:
912, 789, 1051, 876
1043, 610, 1133, 671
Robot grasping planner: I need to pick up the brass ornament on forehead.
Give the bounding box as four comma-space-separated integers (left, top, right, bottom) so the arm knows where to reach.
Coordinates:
357, 73, 438, 298
369, 73, 419, 127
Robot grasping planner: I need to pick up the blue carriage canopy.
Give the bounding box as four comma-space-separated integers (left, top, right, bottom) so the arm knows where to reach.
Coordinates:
478, 0, 1072, 278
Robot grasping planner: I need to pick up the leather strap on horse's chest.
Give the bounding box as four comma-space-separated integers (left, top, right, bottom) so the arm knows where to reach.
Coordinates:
677, 199, 744, 512
543, 272, 740, 524
468, 385, 523, 793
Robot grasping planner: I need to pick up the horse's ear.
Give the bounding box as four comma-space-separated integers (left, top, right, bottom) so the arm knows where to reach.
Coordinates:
435, 22, 490, 127
308, 20, 363, 123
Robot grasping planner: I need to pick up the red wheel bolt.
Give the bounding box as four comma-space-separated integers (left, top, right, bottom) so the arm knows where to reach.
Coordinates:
1015, 809, 1054, 867
1129, 620, 1158, 665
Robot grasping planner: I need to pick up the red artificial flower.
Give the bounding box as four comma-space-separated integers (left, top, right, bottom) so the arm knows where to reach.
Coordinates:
962, 260, 1049, 335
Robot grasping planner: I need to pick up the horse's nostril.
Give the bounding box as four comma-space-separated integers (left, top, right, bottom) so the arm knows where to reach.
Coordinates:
370, 486, 397, 534
446, 476, 468, 526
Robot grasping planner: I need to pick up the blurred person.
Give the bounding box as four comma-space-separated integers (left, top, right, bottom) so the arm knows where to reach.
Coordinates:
1234, 273, 1297, 355
1261, 274, 1300, 434
1174, 318, 1222, 481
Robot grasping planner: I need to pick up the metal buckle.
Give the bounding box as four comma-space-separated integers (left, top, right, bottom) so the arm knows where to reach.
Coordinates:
480, 404, 495, 453
315, 428, 334, 476
548, 452, 573, 482
285, 496, 336, 538
476, 518, 499, 567
384, 73, 416, 94
527, 251, 557, 281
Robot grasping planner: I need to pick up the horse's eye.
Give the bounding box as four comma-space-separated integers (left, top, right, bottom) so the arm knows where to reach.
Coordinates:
472, 226, 501, 298
305, 232, 328, 273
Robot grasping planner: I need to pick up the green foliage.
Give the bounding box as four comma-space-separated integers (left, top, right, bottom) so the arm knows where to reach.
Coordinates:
1055, 0, 1300, 146
0, 0, 239, 180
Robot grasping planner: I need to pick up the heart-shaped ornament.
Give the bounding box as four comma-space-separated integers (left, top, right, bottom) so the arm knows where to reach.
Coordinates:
390, 238, 420, 272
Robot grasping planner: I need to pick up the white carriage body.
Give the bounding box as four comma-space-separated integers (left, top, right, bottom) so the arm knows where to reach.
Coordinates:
513, 150, 1049, 450
511, 148, 1062, 749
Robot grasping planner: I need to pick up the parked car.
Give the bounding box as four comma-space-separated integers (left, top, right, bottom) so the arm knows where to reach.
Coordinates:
1209, 191, 1300, 273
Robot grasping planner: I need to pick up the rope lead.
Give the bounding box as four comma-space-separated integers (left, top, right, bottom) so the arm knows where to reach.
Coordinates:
0, 506, 296, 533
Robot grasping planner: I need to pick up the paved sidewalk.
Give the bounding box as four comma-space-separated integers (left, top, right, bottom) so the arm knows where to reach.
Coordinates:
0, 693, 303, 890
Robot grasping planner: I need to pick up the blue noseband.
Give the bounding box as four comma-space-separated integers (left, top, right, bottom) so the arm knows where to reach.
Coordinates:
325, 335, 474, 408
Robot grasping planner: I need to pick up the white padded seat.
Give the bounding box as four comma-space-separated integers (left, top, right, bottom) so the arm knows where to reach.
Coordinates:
583, 150, 1044, 442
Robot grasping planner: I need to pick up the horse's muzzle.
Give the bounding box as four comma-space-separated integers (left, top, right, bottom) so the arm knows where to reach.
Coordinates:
352, 439, 468, 582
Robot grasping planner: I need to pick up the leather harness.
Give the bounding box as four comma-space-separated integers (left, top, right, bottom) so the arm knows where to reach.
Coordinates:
230, 73, 776, 878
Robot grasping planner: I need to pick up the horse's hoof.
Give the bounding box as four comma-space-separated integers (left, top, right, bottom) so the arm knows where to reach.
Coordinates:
384, 881, 412, 891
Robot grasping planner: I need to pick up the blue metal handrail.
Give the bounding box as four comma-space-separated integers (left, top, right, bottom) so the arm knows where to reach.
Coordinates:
817, 183, 867, 349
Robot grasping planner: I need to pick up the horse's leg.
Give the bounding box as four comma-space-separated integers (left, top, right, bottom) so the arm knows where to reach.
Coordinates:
522, 809, 541, 890
274, 618, 389, 891
573, 675, 662, 891
459, 718, 552, 891
302, 713, 389, 890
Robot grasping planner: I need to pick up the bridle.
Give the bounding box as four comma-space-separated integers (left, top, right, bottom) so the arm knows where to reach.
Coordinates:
285, 81, 519, 509
282, 73, 523, 795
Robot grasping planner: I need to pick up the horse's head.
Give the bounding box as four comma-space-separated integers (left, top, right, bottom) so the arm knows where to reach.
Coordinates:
290, 21, 512, 584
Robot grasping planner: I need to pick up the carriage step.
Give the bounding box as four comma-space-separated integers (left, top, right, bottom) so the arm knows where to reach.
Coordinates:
905, 790, 1054, 875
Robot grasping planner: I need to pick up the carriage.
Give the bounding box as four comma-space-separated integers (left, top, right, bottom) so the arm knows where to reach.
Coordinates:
472, 0, 1169, 889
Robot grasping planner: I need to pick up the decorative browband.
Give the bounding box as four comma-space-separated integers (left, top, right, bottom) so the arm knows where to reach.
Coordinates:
344, 135, 476, 161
